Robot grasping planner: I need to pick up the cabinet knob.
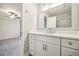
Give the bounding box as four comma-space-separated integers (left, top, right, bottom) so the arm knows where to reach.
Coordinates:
69, 42, 72, 45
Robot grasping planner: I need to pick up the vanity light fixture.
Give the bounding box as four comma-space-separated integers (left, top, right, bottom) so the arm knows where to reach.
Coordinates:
8, 12, 21, 19
9, 12, 16, 18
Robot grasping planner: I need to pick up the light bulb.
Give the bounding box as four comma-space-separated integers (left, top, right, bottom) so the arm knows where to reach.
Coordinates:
9, 13, 15, 18
10, 15, 15, 18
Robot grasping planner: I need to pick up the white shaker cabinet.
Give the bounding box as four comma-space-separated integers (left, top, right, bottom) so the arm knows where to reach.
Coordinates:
34, 34, 60, 56
29, 33, 60, 56
35, 40, 60, 56
62, 39, 79, 56
62, 47, 79, 56
44, 42, 60, 56
29, 33, 79, 56
35, 40, 45, 56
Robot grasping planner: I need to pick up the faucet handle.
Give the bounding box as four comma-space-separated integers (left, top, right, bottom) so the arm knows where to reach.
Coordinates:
48, 28, 55, 34
47, 28, 52, 33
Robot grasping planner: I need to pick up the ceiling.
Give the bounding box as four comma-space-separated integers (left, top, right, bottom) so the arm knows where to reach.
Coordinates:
0, 3, 22, 17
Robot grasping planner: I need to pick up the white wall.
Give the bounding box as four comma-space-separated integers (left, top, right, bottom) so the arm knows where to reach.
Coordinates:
0, 3, 38, 55
72, 3, 79, 30
0, 3, 22, 39
0, 17, 20, 39
22, 3, 37, 54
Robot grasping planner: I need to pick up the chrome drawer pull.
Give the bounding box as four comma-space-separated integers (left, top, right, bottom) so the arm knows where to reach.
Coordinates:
43, 44, 44, 50
45, 45, 47, 51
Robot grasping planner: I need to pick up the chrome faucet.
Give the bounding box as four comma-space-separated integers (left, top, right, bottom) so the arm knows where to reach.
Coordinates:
52, 28, 55, 34
47, 28, 55, 34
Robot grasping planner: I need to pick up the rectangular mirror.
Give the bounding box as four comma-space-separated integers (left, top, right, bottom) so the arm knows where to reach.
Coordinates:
37, 3, 79, 31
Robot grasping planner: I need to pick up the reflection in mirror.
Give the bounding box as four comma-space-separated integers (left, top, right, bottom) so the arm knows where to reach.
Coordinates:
47, 16, 56, 29
37, 3, 72, 30
56, 13, 71, 28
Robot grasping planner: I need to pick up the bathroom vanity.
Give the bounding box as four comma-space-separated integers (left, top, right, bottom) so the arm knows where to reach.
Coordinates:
29, 33, 79, 56
29, 3, 79, 56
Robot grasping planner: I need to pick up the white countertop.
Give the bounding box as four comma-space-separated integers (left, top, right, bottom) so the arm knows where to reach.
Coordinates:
29, 32, 79, 40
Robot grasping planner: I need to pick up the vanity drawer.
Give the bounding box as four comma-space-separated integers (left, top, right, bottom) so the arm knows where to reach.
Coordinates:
62, 47, 79, 56
62, 39, 79, 50
29, 39, 34, 47
35, 34, 60, 45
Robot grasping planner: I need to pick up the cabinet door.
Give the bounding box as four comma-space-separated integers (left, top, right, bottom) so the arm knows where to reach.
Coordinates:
35, 40, 45, 56
62, 47, 79, 56
45, 43, 60, 56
